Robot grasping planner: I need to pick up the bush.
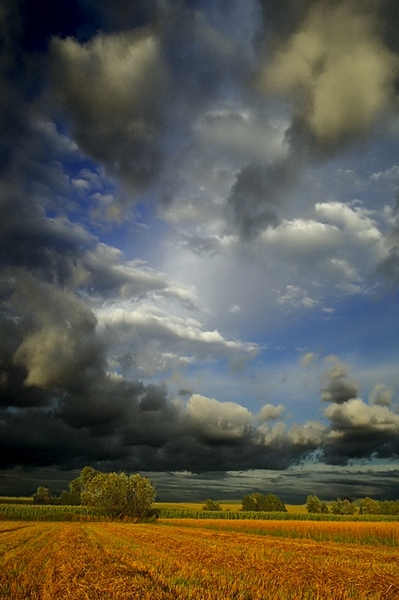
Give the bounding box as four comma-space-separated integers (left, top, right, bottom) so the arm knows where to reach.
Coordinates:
241, 493, 286, 512
202, 499, 221, 511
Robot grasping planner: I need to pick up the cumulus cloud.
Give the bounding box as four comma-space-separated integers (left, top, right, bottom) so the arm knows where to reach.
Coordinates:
257, 199, 387, 301
260, 0, 399, 151
96, 303, 259, 376
258, 403, 285, 421
370, 384, 394, 407
186, 394, 253, 442
300, 352, 317, 368
323, 398, 399, 464
51, 28, 168, 192
321, 357, 359, 404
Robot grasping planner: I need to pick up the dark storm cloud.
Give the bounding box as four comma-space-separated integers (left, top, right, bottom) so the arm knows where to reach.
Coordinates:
322, 398, 399, 465
259, 0, 315, 38
51, 27, 168, 194
225, 159, 296, 239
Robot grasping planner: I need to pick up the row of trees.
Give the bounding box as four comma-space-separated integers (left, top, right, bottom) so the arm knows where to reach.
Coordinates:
306, 495, 399, 515
33, 467, 156, 520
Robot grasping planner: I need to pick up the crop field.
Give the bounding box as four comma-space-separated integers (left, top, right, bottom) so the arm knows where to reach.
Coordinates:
1, 520, 399, 599
156, 501, 308, 514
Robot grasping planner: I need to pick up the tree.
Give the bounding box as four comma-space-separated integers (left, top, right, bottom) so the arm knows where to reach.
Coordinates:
81, 471, 155, 520
330, 498, 356, 515
241, 492, 286, 512
263, 493, 287, 512
59, 466, 101, 505
359, 497, 381, 515
306, 495, 322, 513
241, 494, 257, 511
252, 493, 267, 511
57, 489, 81, 505
202, 499, 221, 511
320, 501, 329, 514
32, 486, 52, 504
380, 500, 399, 515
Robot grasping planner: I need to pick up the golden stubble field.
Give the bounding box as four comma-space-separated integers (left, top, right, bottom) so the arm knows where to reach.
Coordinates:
1, 519, 399, 599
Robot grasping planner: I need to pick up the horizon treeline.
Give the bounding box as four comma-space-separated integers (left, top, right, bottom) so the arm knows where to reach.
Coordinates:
306, 494, 399, 516
26, 472, 399, 517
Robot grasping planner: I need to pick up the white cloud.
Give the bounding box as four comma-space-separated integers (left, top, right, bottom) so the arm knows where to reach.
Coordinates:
277, 285, 319, 310
369, 384, 394, 407
186, 393, 253, 441
258, 403, 285, 421
83, 244, 200, 307
263, 219, 341, 260
325, 398, 399, 432
315, 201, 382, 245
370, 165, 399, 190
96, 303, 259, 376
300, 352, 317, 368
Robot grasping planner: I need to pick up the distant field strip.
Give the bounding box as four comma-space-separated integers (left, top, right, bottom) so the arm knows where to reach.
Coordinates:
1, 521, 399, 599
159, 518, 399, 546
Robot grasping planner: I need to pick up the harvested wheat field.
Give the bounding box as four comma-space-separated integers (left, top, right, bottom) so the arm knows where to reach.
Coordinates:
1, 520, 399, 599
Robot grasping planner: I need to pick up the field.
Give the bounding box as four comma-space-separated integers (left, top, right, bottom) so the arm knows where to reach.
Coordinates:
156, 501, 308, 514
1, 519, 399, 599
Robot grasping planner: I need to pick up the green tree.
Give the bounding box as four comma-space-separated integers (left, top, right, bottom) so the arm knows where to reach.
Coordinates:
61, 466, 101, 505
330, 498, 356, 515
202, 499, 221, 511
57, 489, 81, 505
263, 493, 287, 512
32, 486, 52, 504
81, 471, 155, 520
380, 500, 399, 515
241, 494, 257, 511
241, 492, 286, 512
359, 497, 381, 515
306, 495, 322, 513
252, 493, 267, 511
320, 501, 329, 514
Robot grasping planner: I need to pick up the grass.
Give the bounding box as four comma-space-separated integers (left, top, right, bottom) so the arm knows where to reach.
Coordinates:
1, 520, 399, 598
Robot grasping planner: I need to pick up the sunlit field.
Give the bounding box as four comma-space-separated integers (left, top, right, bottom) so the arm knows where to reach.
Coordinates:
1, 520, 399, 599
155, 501, 244, 512
154, 501, 308, 513
156, 501, 224, 511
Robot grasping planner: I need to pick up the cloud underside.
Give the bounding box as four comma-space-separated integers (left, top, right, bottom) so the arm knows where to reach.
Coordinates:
2, 344, 399, 471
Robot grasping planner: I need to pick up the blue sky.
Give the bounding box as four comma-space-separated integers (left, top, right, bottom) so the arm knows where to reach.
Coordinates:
1, 0, 399, 502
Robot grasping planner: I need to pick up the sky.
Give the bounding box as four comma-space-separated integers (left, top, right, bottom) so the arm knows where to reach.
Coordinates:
1, 0, 399, 503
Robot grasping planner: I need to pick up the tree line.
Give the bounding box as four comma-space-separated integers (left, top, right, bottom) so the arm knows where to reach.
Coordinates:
306, 495, 399, 515
200, 494, 287, 512
33, 469, 399, 519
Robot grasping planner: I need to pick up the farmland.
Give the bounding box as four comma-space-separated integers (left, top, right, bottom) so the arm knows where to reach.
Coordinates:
1, 520, 399, 599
